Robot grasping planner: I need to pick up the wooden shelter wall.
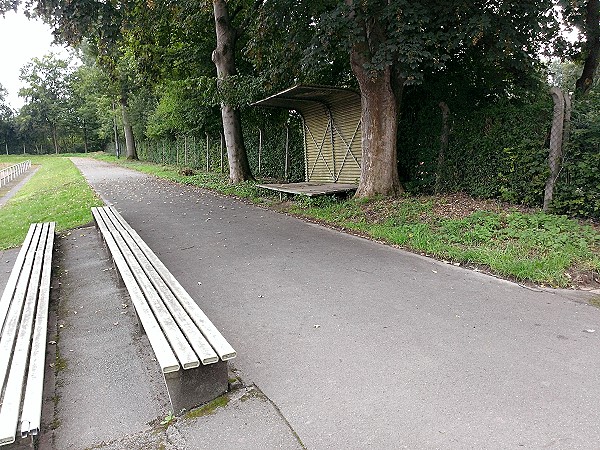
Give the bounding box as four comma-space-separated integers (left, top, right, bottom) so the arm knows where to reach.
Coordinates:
330, 98, 362, 184
303, 103, 335, 183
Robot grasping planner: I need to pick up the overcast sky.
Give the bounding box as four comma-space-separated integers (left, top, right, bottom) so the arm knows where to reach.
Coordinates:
0, 9, 71, 110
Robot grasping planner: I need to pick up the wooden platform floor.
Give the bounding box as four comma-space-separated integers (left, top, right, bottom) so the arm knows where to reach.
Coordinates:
257, 182, 358, 197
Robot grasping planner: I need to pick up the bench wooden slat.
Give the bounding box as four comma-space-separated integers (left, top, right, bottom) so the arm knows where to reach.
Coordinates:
0, 224, 37, 333
108, 206, 237, 361
20, 222, 55, 437
0, 224, 43, 404
103, 207, 219, 365
0, 223, 48, 446
92, 208, 181, 373
95, 207, 199, 370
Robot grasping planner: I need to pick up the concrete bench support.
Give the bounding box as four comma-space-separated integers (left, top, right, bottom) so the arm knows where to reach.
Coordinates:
92, 206, 236, 413
0, 222, 55, 447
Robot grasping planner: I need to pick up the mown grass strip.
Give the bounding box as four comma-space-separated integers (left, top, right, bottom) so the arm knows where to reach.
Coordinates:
0, 156, 103, 250
290, 197, 600, 287
92, 153, 600, 287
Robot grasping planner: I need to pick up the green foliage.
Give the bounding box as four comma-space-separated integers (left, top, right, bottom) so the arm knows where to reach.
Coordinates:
290, 197, 600, 287
398, 92, 552, 207
552, 82, 600, 218
160, 411, 175, 427
146, 79, 220, 139
308, 1, 561, 83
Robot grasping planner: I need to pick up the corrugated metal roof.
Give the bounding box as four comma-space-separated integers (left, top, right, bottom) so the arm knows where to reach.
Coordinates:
252, 85, 360, 112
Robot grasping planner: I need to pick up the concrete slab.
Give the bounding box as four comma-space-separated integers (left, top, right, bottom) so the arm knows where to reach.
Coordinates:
97, 386, 304, 450
48, 227, 167, 449
0, 247, 19, 288
38, 226, 304, 450
67, 157, 600, 449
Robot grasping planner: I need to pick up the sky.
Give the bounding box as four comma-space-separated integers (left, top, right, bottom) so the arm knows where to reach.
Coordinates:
0, 9, 71, 110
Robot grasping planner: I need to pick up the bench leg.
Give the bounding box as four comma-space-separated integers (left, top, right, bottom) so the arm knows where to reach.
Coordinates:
163, 361, 228, 413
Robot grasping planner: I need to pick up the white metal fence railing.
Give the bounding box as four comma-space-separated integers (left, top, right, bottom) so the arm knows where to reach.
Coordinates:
0, 160, 32, 188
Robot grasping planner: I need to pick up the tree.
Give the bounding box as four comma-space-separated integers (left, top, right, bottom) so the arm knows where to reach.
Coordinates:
0, 84, 15, 153
18, 54, 72, 154
20, 0, 139, 158
211, 0, 253, 182
304, 1, 563, 197
125, 0, 259, 181
560, 0, 600, 96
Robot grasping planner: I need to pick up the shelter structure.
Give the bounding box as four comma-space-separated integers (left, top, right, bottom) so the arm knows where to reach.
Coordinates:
253, 85, 362, 196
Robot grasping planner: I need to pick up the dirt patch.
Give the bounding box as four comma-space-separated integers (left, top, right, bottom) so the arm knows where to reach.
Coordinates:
429, 192, 536, 219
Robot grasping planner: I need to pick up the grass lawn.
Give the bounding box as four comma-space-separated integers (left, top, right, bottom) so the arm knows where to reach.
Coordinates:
92, 154, 600, 289
0, 155, 103, 250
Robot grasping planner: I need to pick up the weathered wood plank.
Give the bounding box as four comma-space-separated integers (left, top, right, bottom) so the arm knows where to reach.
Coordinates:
0, 223, 46, 446
0, 224, 37, 333
104, 208, 218, 366
96, 207, 200, 370
257, 182, 357, 197
21, 222, 55, 437
108, 206, 236, 361
92, 207, 181, 374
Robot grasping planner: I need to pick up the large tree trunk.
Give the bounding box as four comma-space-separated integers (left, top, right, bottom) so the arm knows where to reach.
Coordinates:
575, 0, 600, 96
120, 96, 137, 160
350, 49, 403, 198
212, 0, 253, 183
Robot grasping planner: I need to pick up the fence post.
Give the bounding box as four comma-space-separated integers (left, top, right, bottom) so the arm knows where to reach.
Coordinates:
206, 133, 210, 172
258, 128, 262, 176
184, 136, 188, 166
220, 132, 224, 174
284, 126, 289, 180
192, 136, 197, 168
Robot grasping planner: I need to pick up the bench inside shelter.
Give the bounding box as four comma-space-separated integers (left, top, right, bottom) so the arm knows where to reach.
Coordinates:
92, 206, 236, 413
0, 222, 55, 447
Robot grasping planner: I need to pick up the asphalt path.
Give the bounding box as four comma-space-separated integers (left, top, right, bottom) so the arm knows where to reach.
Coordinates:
71, 157, 600, 449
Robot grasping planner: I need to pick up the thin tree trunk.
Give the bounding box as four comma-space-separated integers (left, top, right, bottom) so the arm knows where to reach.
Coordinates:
120, 96, 137, 160
350, 42, 402, 198
544, 87, 566, 211
83, 119, 89, 153
435, 101, 450, 194
51, 123, 59, 155
575, 0, 600, 96
563, 90, 572, 147
212, 0, 253, 183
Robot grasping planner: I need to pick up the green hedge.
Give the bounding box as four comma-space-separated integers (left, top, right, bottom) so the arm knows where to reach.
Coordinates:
398, 88, 599, 219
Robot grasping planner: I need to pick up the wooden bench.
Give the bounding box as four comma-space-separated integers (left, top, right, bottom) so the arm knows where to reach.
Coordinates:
0, 222, 55, 447
91, 206, 236, 413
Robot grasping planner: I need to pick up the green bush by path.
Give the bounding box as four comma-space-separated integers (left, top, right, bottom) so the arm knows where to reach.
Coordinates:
0, 156, 103, 250
290, 197, 599, 287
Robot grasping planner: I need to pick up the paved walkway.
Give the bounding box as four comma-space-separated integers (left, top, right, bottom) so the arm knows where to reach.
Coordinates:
4, 157, 599, 449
